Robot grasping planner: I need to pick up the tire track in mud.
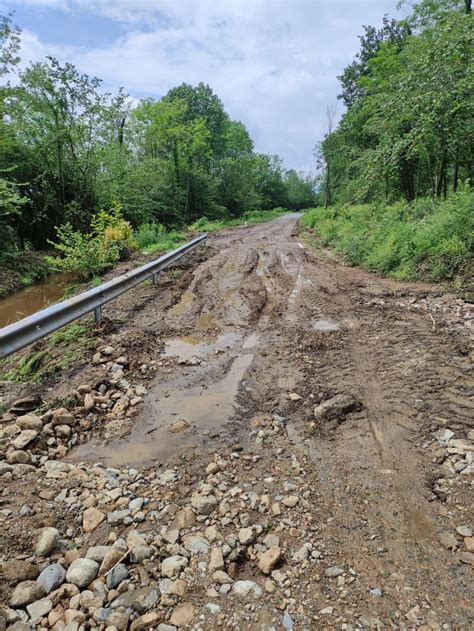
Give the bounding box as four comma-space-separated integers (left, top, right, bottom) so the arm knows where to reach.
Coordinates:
276, 244, 473, 625
70, 216, 472, 625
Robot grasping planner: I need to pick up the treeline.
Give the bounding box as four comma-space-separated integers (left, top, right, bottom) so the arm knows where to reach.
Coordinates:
316, 0, 473, 206
307, 0, 473, 285
0, 16, 315, 252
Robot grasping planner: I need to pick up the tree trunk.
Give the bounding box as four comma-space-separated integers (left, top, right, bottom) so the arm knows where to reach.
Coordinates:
118, 116, 125, 145
184, 177, 191, 220
436, 152, 447, 198
465, 1, 471, 15
325, 156, 331, 208
453, 160, 459, 192
400, 158, 415, 201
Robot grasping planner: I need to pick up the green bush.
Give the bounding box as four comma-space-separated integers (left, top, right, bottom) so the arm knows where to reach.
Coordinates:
135, 222, 167, 249
48, 202, 137, 280
302, 192, 473, 282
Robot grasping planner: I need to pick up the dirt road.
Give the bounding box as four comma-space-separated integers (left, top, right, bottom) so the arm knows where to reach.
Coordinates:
1, 216, 473, 630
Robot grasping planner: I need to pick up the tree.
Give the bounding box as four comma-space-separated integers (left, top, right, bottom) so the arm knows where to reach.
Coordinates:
321, 0, 472, 204
285, 170, 316, 209
162, 83, 229, 159
315, 106, 337, 207
6, 57, 125, 245
0, 13, 20, 80
338, 15, 411, 108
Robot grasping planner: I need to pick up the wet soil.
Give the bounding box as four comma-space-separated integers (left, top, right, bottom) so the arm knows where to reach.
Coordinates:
3, 217, 473, 626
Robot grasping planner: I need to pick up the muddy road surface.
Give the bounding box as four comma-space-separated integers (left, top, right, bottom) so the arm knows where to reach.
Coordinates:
1, 216, 473, 630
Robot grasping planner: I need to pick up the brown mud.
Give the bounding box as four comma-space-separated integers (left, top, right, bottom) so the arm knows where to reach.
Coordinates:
1, 216, 473, 627
70, 217, 472, 622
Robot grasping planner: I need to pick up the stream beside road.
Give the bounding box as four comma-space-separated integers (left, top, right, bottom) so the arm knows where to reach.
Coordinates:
0, 273, 72, 328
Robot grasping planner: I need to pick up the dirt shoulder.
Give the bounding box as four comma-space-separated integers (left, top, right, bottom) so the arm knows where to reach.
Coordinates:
0, 217, 473, 630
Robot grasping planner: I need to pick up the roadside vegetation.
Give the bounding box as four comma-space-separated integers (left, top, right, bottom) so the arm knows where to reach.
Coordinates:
0, 321, 95, 383
302, 191, 473, 282
47, 206, 292, 279
309, 0, 473, 284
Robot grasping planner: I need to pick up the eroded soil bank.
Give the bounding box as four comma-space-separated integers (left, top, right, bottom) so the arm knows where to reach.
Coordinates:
0, 217, 472, 630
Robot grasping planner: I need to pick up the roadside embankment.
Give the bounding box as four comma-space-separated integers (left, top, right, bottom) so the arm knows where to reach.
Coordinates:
301, 192, 473, 292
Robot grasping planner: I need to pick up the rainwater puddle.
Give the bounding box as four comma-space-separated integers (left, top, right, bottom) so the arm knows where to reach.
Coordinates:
169, 289, 195, 316
73, 350, 255, 466
196, 312, 218, 330
164, 332, 241, 362
312, 318, 340, 332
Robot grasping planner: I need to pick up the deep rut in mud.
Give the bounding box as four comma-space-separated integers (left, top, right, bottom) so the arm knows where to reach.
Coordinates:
67, 216, 473, 625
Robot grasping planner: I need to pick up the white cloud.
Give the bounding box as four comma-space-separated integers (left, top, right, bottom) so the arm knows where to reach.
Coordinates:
12, 0, 401, 172
13, 0, 69, 9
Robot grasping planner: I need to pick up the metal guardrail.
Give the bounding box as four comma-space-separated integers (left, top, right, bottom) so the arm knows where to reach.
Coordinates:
0, 233, 207, 359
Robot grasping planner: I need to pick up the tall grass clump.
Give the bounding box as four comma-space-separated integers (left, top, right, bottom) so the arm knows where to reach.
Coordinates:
302, 191, 473, 282
135, 222, 167, 249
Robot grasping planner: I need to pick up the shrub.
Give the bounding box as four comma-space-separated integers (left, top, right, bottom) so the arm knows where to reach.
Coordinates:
48, 202, 137, 280
135, 222, 167, 249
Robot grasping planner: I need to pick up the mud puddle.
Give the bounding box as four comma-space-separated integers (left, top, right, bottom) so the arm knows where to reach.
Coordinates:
169, 289, 195, 315
164, 331, 241, 362
72, 334, 257, 466
312, 318, 340, 332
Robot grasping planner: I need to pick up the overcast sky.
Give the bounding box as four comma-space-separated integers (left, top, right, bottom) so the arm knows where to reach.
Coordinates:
5, 0, 404, 173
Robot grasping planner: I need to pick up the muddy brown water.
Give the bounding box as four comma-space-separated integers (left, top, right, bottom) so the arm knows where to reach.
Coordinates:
72, 330, 258, 466
0, 273, 73, 327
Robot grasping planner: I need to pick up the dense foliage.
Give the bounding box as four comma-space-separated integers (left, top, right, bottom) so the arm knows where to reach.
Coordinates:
302, 190, 473, 281
0, 16, 315, 252
46, 203, 137, 279
317, 0, 473, 206
306, 0, 473, 284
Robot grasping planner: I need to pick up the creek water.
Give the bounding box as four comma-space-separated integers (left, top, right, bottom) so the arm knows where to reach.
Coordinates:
0, 274, 73, 328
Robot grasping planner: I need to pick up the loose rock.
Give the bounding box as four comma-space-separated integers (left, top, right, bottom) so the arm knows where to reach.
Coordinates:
66, 558, 99, 589
35, 527, 60, 557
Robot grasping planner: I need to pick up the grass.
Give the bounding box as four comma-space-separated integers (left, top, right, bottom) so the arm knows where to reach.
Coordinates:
188, 207, 291, 234
0, 321, 95, 383
301, 191, 473, 284
1, 350, 48, 383
135, 208, 291, 255
142, 230, 187, 254
135, 222, 187, 253
90, 275, 102, 288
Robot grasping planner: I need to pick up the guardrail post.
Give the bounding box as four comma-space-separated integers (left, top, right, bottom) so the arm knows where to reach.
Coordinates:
153, 272, 160, 286
94, 306, 102, 323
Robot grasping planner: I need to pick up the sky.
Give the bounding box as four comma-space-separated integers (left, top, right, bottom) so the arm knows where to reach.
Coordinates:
4, 0, 404, 173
